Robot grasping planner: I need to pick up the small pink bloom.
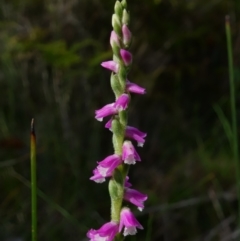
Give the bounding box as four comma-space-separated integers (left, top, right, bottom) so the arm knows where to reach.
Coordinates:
124, 188, 148, 211
122, 24, 132, 46
87, 221, 119, 241
101, 60, 119, 73
120, 49, 132, 66
119, 208, 143, 236
97, 154, 122, 177
90, 168, 106, 183
114, 94, 129, 111
126, 80, 146, 95
95, 103, 117, 121
122, 141, 141, 165
110, 30, 120, 47
126, 126, 147, 147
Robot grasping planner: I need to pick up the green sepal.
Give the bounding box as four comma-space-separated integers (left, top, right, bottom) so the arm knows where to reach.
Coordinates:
109, 174, 122, 200
112, 118, 124, 155
112, 14, 122, 37
121, 0, 127, 9
109, 176, 124, 222
113, 165, 124, 185
119, 110, 128, 127
113, 54, 118, 63
112, 43, 121, 59
122, 9, 130, 25
118, 64, 127, 90
111, 73, 124, 98
114, 1, 123, 19
122, 163, 130, 178
125, 65, 131, 75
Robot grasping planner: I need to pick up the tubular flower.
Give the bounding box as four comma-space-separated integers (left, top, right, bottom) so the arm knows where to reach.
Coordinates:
95, 103, 117, 122
90, 155, 122, 183
114, 93, 129, 111
97, 154, 122, 177
124, 177, 147, 211
95, 94, 129, 122
124, 187, 148, 211
101, 60, 119, 73
90, 168, 106, 183
125, 126, 147, 147
87, 221, 119, 241
126, 80, 146, 95
110, 30, 120, 48
122, 24, 132, 47
119, 208, 143, 236
122, 141, 141, 164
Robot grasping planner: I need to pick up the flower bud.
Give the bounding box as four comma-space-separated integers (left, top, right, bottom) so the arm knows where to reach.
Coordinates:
120, 49, 132, 66
110, 30, 120, 47
121, 0, 127, 9
111, 73, 124, 97
110, 31, 121, 56
101, 60, 119, 73
114, 1, 123, 17
122, 24, 132, 47
112, 13, 122, 36
122, 9, 130, 25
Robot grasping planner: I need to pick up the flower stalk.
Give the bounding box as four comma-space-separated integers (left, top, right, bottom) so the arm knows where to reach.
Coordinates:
88, 1, 147, 240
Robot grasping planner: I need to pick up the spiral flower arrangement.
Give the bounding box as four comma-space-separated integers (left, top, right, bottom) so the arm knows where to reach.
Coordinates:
87, 1, 147, 240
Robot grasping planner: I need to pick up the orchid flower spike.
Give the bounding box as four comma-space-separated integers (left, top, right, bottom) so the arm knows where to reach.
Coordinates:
88, 1, 147, 239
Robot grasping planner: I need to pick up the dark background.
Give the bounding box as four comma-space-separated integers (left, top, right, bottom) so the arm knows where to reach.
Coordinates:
0, 0, 240, 240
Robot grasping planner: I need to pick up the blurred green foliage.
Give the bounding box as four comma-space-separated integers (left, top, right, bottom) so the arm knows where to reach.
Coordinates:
0, 0, 240, 240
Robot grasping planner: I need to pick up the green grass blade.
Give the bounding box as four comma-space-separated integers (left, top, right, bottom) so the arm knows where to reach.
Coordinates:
225, 15, 240, 225
31, 119, 37, 241
145, 214, 153, 241
213, 104, 232, 146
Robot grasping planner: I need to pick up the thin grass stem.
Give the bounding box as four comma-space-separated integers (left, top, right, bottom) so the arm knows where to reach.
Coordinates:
145, 214, 153, 241
31, 118, 37, 241
225, 15, 240, 226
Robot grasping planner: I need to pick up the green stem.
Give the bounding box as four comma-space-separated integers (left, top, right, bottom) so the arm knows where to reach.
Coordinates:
225, 15, 240, 226
31, 118, 37, 241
